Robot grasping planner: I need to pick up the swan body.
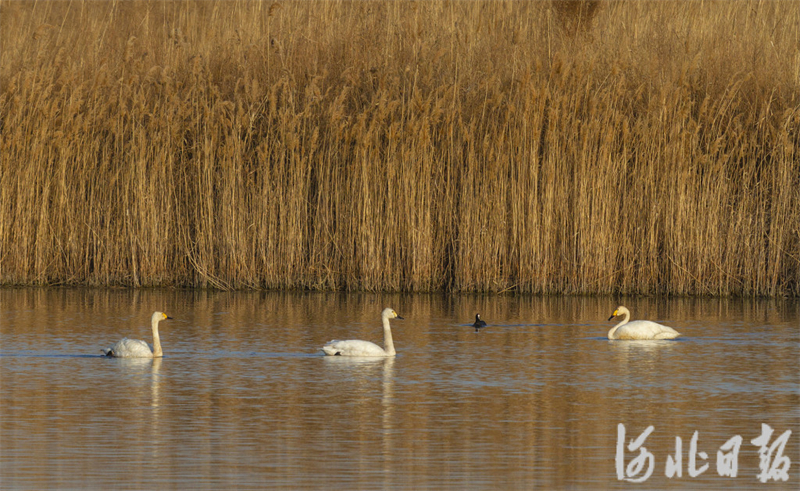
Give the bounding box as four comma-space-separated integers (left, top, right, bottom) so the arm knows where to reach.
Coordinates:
607, 306, 680, 340
473, 313, 487, 330
322, 308, 403, 357
103, 312, 172, 358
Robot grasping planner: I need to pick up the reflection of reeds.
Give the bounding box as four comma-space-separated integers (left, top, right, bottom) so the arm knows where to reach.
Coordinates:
1, 1, 798, 295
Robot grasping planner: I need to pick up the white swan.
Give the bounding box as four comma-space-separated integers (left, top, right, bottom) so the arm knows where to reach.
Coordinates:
322, 308, 403, 357
103, 311, 173, 358
607, 306, 680, 340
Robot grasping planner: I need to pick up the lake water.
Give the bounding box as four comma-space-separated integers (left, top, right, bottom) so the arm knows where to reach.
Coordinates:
1, 288, 798, 489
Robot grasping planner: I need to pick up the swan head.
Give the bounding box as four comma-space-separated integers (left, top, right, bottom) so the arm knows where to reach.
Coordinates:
152, 311, 173, 323
475, 314, 483, 321
382, 307, 403, 320
608, 306, 629, 321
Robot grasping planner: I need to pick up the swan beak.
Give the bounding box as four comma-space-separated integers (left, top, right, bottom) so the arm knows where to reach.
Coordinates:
608, 310, 618, 321
396, 315, 404, 320
165, 314, 173, 320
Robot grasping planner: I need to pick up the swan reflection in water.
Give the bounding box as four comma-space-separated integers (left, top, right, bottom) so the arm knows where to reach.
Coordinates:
322, 354, 396, 477
110, 356, 163, 408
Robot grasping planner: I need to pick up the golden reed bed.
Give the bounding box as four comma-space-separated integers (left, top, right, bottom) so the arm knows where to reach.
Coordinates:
1, 1, 798, 295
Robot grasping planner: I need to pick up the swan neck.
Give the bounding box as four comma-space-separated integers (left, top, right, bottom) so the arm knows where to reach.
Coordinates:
608, 311, 630, 340
152, 318, 163, 357
382, 317, 395, 356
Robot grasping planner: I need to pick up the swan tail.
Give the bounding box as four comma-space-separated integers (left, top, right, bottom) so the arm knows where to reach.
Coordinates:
321, 342, 341, 356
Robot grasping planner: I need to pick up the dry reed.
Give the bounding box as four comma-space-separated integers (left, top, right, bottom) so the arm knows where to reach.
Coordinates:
1, 0, 798, 295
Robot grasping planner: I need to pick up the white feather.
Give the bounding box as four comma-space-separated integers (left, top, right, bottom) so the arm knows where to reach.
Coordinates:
322, 339, 388, 357
321, 308, 403, 357
103, 312, 172, 358
607, 306, 681, 340
103, 338, 155, 358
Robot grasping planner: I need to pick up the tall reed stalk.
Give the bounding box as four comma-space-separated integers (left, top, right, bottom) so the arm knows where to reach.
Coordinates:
1, 1, 798, 295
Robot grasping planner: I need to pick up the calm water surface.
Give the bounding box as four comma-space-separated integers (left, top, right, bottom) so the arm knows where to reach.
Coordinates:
1, 288, 798, 489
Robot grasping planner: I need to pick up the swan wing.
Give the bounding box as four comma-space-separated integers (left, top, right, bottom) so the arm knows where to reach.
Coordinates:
615, 320, 680, 340
103, 338, 154, 358
322, 339, 388, 357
